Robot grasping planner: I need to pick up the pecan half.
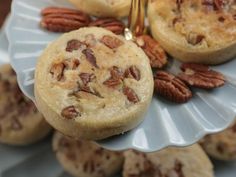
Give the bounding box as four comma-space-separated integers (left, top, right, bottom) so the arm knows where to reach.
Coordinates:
136, 35, 167, 69
103, 66, 124, 88
103, 78, 123, 88
50, 63, 65, 81
66, 39, 84, 52
79, 73, 95, 85
64, 59, 80, 69
154, 71, 192, 103
61, 106, 80, 119
124, 66, 141, 81
100, 35, 124, 49
178, 63, 225, 89
89, 17, 125, 35
110, 66, 124, 80
82, 48, 99, 68
123, 87, 139, 104
40, 7, 91, 32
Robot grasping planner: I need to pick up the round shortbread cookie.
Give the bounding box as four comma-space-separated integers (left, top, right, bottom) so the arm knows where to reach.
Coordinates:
148, 0, 236, 65
200, 120, 236, 161
0, 64, 51, 145
35, 27, 154, 140
53, 132, 124, 177
67, 0, 131, 18
123, 144, 213, 177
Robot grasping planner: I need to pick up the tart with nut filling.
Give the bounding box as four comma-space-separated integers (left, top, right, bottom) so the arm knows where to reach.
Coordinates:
148, 0, 236, 65
0, 64, 51, 145
53, 132, 124, 177
35, 27, 154, 140
67, 0, 131, 18
123, 144, 213, 177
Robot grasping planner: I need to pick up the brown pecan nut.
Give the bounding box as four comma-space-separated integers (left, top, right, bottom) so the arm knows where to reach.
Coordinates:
136, 35, 168, 69
100, 35, 124, 49
89, 17, 125, 35
186, 32, 205, 45
82, 48, 99, 68
66, 39, 84, 52
61, 106, 80, 119
50, 63, 65, 81
123, 87, 140, 104
178, 63, 225, 89
40, 7, 91, 32
64, 59, 80, 70
110, 66, 124, 80
79, 73, 95, 85
154, 71, 192, 103
124, 66, 141, 81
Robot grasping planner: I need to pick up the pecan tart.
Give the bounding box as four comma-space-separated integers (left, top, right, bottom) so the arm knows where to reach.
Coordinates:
35, 27, 154, 140
148, 0, 236, 65
0, 64, 51, 145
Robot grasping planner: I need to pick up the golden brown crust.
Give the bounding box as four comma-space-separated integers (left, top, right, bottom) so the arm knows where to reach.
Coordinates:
35, 27, 153, 140
148, 0, 236, 65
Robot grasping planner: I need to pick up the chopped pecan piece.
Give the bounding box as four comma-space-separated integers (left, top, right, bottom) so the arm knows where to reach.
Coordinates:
176, 0, 184, 10
64, 59, 80, 69
89, 17, 125, 35
178, 63, 225, 89
154, 71, 192, 103
40, 7, 91, 32
186, 32, 205, 45
124, 66, 141, 81
61, 106, 80, 119
82, 48, 99, 68
100, 35, 124, 49
136, 35, 167, 69
103, 78, 123, 88
110, 66, 124, 80
66, 39, 83, 52
123, 87, 140, 104
50, 63, 65, 81
103, 66, 124, 88
79, 73, 95, 85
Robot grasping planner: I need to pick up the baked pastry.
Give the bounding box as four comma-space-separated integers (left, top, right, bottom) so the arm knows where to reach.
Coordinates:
123, 144, 213, 177
53, 132, 124, 177
35, 27, 154, 140
0, 64, 51, 145
67, 0, 131, 18
200, 120, 236, 161
148, 0, 236, 65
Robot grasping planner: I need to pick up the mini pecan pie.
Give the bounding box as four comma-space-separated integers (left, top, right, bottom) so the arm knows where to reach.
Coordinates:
123, 144, 213, 177
200, 120, 236, 161
35, 27, 154, 140
0, 64, 51, 145
53, 132, 124, 177
148, 0, 236, 65
67, 0, 132, 18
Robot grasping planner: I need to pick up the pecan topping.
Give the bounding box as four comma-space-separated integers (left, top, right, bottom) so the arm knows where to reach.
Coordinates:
154, 71, 192, 103
82, 48, 99, 68
61, 106, 80, 119
40, 7, 91, 32
178, 63, 225, 89
66, 39, 83, 52
103, 78, 123, 88
100, 35, 124, 49
124, 66, 141, 81
176, 0, 184, 10
174, 160, 185, 177
103, 66, 124, 88
64, 59, 80, 69
89, 17, 125, 35
50, 63, 65, 81
186, 32, 205, 45
123, 87, 140, 104
136, 35, 167, 69
110, 66, 124, 80
79, 73, 95, 85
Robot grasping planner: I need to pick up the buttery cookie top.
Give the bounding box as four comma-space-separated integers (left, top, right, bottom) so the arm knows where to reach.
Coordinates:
149, 0, 236, 49
35, 27, 153, 140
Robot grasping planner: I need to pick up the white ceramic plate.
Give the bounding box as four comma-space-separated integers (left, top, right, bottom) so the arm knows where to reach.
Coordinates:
6, 0, 236, 152
0, 28, 236, 177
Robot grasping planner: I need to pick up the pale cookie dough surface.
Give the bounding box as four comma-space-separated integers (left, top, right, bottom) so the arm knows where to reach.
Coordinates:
0, 64, 51, 145
67, 0, 131, 17
35, 27, 154, 140
148, 0, 236, 64
123, 144, 214, 177
53, 132, 124, 177
200, 120, 236, 161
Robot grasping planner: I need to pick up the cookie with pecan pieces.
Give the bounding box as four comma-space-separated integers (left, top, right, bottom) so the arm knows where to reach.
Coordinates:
123, 144, 213, 177
53, 132, 124, 177
148, 0, 236, 65
200, 120, 236, 161
35, 27, 154, 140
0, 64, 51, 145
67, 0, 131, 18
